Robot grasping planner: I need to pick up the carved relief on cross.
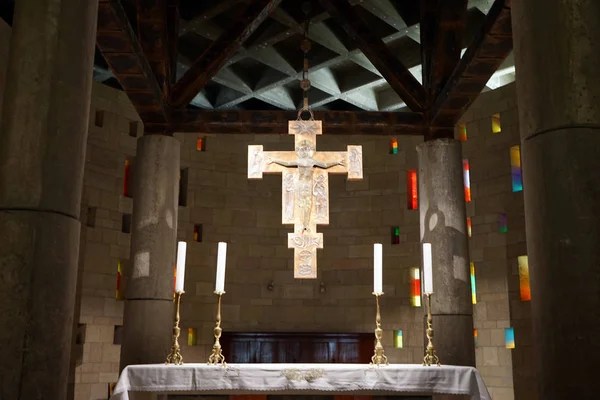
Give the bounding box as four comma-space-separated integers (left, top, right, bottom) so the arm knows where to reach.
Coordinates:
248, 119, 363, 279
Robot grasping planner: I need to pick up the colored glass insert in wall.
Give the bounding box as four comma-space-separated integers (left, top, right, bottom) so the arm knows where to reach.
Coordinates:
75, 324, 86, 345
474, 329, 478, 347
86, 207, 96, 228
510, 145, 523, 192
505, 327, 515, 349
197, 136, 206, 151
123, 158, 133, 198
518, 255, 531, 301
116, 261, 123, 300
129, 121, 138, 138
193, 224, 203, 242
410, 267, 422, 307
491, 113, 502, 133
390, 138, 399, 154
113, 325, 123, 345
178, 168, 189, 207
458, 123, 467, 141
393, 330, 403, 348
121, 213, 132, 234
188, 328, 197, 346
406, 170, 418, 210
463, 160, 471, 202
467, 217, 472, 238
470, 263, 477, 304
95, 110, 104, 127
391, 227, 400, 244
499, 213, 508, 233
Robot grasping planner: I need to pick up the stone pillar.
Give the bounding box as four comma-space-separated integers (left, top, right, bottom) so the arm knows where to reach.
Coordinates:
120, 134, 180, 368
511, 1, 600, 398
0, 1, 98, 399
417, 138, 475, 366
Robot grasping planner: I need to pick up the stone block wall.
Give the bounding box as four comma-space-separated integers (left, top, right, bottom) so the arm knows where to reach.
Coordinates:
173, 131, 426, 365
71, 82, 429, 398
0, 23, 534, 399
71, 83, 141, 400
459, 83, 535, 400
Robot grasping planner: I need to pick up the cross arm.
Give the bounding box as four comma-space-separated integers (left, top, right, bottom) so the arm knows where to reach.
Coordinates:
248, 146, 298, 179
315, 146, 363, 181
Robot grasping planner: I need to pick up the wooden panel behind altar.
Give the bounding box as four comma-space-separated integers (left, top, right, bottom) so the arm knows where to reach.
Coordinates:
220, 332, 373, 363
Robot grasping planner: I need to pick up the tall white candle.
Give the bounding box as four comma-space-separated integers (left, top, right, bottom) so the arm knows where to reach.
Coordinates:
175, 241, 187, 293
423, 243, 433, 293
215, 242, 227, 293
373, 243, 383, 294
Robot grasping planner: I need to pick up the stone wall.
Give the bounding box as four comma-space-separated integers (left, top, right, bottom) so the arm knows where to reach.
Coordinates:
459, 83, 535, 400
71, 81, 428, 398
0, 23, 534, 399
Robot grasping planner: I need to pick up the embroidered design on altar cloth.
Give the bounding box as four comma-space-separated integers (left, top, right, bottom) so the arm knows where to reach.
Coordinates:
281, 368, 326, 382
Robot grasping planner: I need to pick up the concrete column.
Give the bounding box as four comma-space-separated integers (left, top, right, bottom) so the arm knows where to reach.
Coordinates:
0, 0, 98, 399
120, 134, 180, 368
417, 138, 475, 366
512, 1, 600, 398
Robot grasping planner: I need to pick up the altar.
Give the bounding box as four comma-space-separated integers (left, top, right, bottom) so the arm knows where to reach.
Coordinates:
109, 363, 490, 400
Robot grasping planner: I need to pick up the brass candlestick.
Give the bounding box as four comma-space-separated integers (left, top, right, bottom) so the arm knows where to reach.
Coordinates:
166, 290, 184, 365
423, 292, 440, 366
207, 291, 226, 365
370, 292, 389, 366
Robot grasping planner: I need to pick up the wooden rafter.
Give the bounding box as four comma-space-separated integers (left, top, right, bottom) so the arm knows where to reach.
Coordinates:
420, 0, 438, 98
320, 0, 427, 112
166, 0, 180, 89
169, 0, 282, 108
97, 0, 169, 124
137, 0, 168, 95
430, 0, 512, 128
164, 110, 426, 135
421, 0, 468, 105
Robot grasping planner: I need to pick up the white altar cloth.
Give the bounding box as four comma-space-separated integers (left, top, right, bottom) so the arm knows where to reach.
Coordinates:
110, 363, 491, 400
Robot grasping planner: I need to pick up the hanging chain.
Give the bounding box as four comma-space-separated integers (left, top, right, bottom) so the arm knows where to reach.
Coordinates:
298, 2, 314, 120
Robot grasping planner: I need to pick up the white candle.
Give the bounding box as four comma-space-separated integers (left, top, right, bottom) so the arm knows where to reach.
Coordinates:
215, 242, 227, 293
423, 243, 433, 293
373, 243, 383, 294
175, 241, 187, 293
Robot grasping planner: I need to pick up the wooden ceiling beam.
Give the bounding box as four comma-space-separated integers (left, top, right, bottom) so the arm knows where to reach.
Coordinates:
96, 0, 170, 123
166, 0, 180, 90
320, 0, 427, 112
421, 0, 468, 106
169, 0, 282, 108
137, 0, 168, 95
159, 110, 427, 135
430, 0, 512, 128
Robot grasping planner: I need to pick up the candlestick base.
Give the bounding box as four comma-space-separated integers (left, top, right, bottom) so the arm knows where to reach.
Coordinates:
423, 292, 441, 367
166, 291, 184, 365
208, 292, 227, 366
370, 292, 389, 367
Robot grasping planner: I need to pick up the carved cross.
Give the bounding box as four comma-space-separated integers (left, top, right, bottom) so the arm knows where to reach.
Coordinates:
248, 119, 363, 279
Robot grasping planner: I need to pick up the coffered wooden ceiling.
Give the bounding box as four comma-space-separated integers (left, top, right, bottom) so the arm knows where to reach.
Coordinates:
0, 0, 513, 136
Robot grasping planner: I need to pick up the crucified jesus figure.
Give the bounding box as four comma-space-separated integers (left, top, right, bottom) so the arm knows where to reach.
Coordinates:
268, 140, 344, 233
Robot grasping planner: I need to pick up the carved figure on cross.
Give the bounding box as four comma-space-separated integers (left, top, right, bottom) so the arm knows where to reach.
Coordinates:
248, 119, 363, 279
268, 140, 345, 232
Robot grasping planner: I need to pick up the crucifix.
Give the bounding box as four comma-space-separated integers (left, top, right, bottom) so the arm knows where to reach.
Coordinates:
248, 118, 363, 279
